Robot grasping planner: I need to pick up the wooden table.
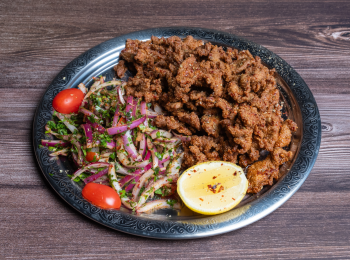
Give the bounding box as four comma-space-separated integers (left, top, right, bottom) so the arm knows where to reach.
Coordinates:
1, 0, 349, 259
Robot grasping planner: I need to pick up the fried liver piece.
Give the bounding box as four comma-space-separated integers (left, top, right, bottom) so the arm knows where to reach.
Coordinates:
246, 147, 293, 193
117, 35, 298, 194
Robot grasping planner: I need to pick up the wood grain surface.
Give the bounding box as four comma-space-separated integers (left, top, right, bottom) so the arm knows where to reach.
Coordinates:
1, 0, 350, 259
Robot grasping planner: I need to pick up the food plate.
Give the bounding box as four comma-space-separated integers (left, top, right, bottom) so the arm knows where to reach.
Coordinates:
33, 27, 321, 239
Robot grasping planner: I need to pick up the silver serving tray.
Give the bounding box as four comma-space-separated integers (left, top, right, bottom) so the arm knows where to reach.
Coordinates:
33, 27, 321, 239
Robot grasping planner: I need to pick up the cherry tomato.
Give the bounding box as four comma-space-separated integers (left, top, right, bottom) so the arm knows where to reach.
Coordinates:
85, 151, 99, 162
82, 183, 121, 209
52, 88, 84, 114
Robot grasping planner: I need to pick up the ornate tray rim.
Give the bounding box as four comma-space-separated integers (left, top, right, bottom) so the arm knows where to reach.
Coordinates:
33, 27, 321, 239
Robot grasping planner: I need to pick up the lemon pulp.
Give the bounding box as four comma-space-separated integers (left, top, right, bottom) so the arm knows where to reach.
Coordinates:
177, 161, 248, 215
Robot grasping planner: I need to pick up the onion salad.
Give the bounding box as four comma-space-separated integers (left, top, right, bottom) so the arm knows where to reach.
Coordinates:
40, 76, 189, 213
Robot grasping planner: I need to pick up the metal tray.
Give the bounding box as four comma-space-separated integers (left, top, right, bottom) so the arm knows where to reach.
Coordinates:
33, 27, 321, 239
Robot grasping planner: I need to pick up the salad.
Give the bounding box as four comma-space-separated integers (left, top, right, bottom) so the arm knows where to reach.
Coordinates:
41, 76, 186, 213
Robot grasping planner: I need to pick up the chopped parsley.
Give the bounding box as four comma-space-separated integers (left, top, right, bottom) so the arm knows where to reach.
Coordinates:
155, 152, 163, 160
119, 190, 127, 198
155, 188, 163, 195
138, 186, 145, 196
166, 199, 177, 207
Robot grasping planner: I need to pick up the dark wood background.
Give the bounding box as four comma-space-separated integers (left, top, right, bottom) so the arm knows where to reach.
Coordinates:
1, 0, 350, 259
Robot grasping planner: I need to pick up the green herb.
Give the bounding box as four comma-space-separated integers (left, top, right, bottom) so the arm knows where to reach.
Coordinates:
156, 131, 161, 138
47, 121, 56, 129
155, 152, 163, 160
138, 124, 146, 131
49, 173, 54, 176
155, 188, 163, 195
110, 152, 116, 160
167, 178, 173, 182
48, 146, 57, 152
119, 190, 127, 198
166, 199, 177, 207
138, 186, 145, 196
87, 115, 96, 123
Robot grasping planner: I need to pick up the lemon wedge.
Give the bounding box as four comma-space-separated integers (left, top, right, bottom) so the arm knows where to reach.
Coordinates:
177, 161, 248, 215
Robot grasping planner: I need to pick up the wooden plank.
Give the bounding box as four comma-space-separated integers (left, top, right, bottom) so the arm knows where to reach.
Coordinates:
1, 0, 350, 258
0, 188, 349, 259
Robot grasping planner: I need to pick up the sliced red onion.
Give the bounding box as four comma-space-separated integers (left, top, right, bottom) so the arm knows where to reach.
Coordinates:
132, 163, 152, 175
115, 161, 130, 175
122, 130, 142, 161
154, 104, 164, 114
77, 83, 87, 94
116, 141, 132, 167
105, 140, 115, 149
93, 175, 109, 183
136, 176, 178, 208
98, 158, 109, 163
146, 135, 154, 149
108, 164, 135, 209
112, 105, 120, 127
159, 153, 171, 164
140, 101, 147, 115
166, 152, 184, 177
79, 107, 98, 119
132, 98, 138, 118
125, 175, 140, 192
71, 162, 110, 180
132, 169, 154, 202
172, 131, 191, 142
150, 147, 159, 169
79, 108, 105, 133
81, 124, 93, 148
54, 111, 78, 133
155, 137, 178, 143
84, 80, 121, 100
125, 96, 134, 121
100, 151, 113, 158
83, 168, 108, 184
119, 175, 135, 187
72, 152, 80, 167
83, 80, 100, 102
136, 199, 181, 213
150, 130, 172, 139
84, 162, 110, 168
86, 119, 106, 134
91, 140, 114, 149
163, 160, 170, 168
146, 111, 158, 118
106, 116, 146, 135
49, 148, 69, 157
70, 138, 84, 166
117, 86, 125, 105
126, 159, 150, 169
138, 133, 146, 158
41, 140, 69, 147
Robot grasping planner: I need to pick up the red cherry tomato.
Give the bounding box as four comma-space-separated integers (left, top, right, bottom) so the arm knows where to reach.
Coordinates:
82, 183, 121, 209
85, 152, 99, 162
52, 88, 84, 114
